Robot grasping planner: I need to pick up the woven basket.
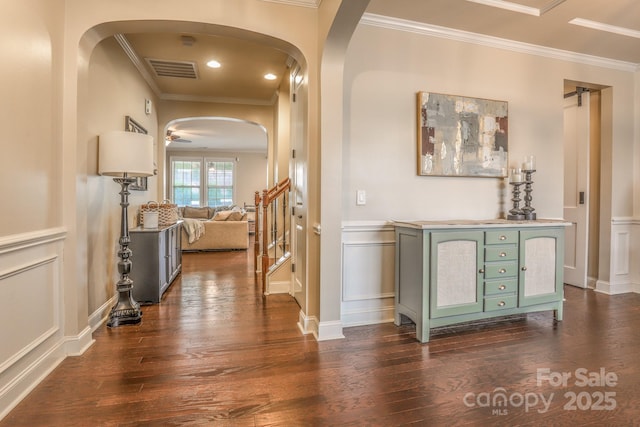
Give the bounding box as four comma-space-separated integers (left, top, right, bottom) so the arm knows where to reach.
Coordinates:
157, 199, 178, 226
140, 200, 178, 226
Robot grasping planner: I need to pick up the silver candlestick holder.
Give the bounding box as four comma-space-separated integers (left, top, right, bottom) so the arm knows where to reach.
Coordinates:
507, 182, 525, 220
522, 169, 536, 220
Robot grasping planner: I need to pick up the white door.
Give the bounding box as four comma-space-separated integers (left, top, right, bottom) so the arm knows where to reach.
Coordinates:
563, 91, 589, 288
290, 65, 307, 309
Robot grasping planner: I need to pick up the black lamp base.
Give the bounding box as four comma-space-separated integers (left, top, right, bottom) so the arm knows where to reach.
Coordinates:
107, 310, 142, 327
106, 276, 142, 327
107, 175, 143, 328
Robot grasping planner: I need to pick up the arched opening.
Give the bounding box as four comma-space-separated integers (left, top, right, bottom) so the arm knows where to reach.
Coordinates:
164, 116, 268, 208
76, 19, 309, 329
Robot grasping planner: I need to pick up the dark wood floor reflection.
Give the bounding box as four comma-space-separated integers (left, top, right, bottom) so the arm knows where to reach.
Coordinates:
2, 248, 639, 426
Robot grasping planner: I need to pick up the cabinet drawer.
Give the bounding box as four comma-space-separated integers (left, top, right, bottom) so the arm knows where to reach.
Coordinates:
484, 279, 517, 296
484, 261, 518, 279
485, 230, 518, 245
484, 295, 517, 311
485, 245, 518, 261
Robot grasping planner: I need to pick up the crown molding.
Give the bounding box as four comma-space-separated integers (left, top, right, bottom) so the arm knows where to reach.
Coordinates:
261, 0, 321, 8
114, 34, 163, 97
569, 18, 640, 40
465, 0, 566, 17
360, 13, 639, 73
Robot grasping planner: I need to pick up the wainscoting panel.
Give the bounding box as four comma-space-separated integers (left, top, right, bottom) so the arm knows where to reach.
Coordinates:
597, 218, 640, 295
0, 256, 59, 368
0, 228, 67, 419
341, 221, 396, 327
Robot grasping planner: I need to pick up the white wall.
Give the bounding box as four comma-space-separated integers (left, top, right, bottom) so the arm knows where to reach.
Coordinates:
339, 16, 638, 325
343, 21, 635, 222
0, 1, 62, 236
0, 0, 90, 418
86, 37, 160, 317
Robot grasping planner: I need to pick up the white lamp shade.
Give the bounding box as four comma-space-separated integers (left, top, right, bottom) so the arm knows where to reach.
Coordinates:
99, 131, 154, 177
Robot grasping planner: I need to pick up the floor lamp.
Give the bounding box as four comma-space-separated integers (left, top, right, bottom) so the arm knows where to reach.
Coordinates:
99, 130, 154, 327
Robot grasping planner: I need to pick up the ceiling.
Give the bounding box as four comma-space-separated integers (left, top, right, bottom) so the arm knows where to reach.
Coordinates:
366, 0, 640, 65
118, 31, 290, 152
118, 0, 640, 151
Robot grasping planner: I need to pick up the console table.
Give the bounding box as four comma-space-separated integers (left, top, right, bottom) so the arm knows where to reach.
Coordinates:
129, 222, 182, 304
394, 219, 569, 342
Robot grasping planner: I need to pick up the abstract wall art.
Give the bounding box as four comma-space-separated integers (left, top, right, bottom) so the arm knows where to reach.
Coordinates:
417, 92, 508, 178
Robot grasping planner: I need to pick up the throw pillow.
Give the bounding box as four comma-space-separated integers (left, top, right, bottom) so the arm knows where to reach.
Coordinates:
213, 210, 233, 221
184, 206, 209, 219
213, 210, 244, 221
227, 211, 243, 221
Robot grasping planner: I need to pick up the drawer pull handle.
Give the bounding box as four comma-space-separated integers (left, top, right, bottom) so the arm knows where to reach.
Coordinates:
499, 268, 507, 274
521, 266, 527, 271
499, 252, 507, 257
499, 284, 506, 290
499, 235, 507, 240
498, 301, 506, 307
479, 269, 485, 273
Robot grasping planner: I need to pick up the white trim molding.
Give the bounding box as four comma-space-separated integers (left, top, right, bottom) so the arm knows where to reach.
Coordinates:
595, 217, 640, 294
341, 221, 396, 327
261, 0, 321, 7
360, 13, 639, 72
317, 320, 345, 341
88, 295, 118, 333
0, 227, 96, 420
297, 310, 318, 338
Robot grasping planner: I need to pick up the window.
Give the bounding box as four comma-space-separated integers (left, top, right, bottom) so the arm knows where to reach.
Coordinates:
206, 160, 234, 206
171, 159, 201, 206
170, 156, 235, 207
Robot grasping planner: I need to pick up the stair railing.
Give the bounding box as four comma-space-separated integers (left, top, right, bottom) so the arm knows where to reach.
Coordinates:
254, 177, 291, 294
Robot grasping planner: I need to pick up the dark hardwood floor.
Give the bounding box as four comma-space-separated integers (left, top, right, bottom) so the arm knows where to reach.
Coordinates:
2, 248, 639, 426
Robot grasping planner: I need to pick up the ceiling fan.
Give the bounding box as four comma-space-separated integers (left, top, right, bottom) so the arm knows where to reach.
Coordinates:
166, 129, 192, 143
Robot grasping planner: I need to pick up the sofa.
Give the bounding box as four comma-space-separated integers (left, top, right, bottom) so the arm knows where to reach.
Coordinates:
179, 206, 249, 251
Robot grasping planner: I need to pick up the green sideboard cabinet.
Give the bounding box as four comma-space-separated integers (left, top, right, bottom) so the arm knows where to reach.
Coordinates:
394, 220, 569, 343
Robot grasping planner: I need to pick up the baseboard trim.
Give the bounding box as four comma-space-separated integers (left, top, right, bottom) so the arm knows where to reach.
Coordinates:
266, 280, 290, 295
0, 344, 65, 421
297, 311, 346, 341
317, 320, 345, 341
0, 324, 93, 421
594, 279, 638, 295
342, 306, 395, 327
64, 326, 95, 357
297, 310, 318, 338
88, 295, 117, 333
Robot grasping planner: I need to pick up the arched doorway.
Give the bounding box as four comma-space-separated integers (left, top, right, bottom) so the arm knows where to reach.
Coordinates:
76, 19, 310, 330
164, 116, 268, 208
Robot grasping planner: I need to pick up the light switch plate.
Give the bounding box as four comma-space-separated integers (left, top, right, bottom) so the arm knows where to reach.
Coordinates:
356, 190, 366, 205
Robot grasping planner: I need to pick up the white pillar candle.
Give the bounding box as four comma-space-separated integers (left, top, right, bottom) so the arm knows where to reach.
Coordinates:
510, 168, 523, 183
523, 155, 536, 170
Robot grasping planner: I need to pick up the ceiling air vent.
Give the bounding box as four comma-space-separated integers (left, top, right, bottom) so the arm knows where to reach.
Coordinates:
146, 58, 198, 79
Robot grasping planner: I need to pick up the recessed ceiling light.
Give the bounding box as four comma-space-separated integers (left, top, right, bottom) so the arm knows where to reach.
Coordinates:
206, 60, 221, 69
264, 73, 277, 80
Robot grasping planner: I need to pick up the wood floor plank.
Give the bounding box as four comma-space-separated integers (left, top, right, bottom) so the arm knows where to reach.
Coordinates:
2, 248, 639, 426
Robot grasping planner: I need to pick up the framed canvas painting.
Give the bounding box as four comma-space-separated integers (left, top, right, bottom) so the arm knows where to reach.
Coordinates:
417, 92, 508, 178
